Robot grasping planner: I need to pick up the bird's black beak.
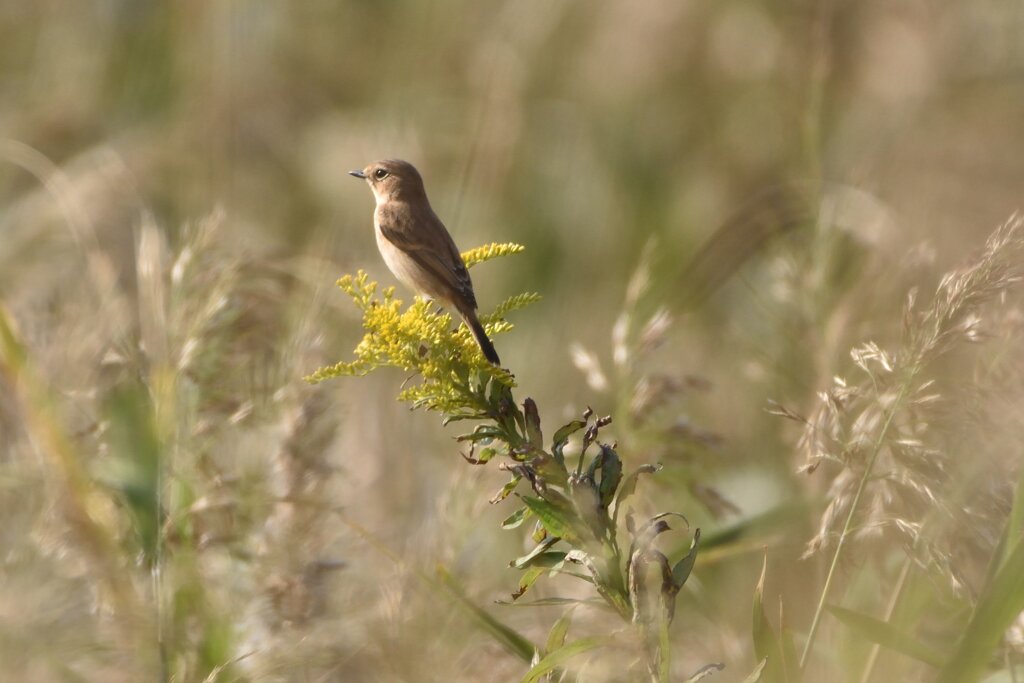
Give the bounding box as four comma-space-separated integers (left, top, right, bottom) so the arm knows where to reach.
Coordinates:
348, 169, 366, 179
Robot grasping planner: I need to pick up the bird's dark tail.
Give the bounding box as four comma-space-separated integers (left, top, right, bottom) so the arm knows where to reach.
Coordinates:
463, 311, 501, 365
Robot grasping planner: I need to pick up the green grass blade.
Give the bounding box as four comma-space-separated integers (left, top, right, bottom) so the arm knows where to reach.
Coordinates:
437, 566, 536, 663
544, 607, 576, 656
826, 605, 944, 667
752, 553, 786, 683
938, 535, 1024, 682
520, 636, 612, 683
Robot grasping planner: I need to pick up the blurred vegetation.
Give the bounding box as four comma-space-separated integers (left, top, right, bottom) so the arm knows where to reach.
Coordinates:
2, 2, 1024, 682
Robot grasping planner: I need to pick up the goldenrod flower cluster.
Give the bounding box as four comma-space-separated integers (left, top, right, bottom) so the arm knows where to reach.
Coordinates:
460, 241, 524, 268
306, 244, 538, 415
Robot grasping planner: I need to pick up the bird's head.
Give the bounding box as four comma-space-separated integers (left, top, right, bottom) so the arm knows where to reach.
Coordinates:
349, 159, 427, 204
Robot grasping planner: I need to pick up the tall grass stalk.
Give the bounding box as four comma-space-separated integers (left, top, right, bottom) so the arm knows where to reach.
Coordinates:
799, 383, 908, 668
798, 213, 1024, 672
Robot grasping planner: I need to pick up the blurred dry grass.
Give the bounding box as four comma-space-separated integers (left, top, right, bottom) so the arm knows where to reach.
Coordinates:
2, 2, 1024, 682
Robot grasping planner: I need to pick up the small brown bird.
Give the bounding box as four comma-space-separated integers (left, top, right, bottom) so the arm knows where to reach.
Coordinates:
349, 159, 501, 365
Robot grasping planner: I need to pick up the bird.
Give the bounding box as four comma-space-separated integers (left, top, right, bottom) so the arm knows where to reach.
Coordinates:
349, 159, 501, 365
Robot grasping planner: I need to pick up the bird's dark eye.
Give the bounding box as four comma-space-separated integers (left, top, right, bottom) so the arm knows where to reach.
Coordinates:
374, 168, 389, 180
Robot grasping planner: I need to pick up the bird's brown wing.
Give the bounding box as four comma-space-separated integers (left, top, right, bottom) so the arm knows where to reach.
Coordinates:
378, 207, 478, 311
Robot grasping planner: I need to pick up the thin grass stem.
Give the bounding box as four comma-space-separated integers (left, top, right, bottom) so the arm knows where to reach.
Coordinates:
858, 553, 915, 683
800, 384, 908, 670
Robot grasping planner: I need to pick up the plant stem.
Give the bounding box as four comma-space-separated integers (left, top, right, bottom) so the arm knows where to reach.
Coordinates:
858, 553, 914, 683
799, 385, 908, 670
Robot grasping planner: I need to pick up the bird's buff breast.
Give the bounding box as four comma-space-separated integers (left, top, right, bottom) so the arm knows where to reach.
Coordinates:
374, 222, 444, 302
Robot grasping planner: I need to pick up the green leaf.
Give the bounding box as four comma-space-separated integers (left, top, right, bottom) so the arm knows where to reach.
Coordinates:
524, 398, 543, 450
102, 383, 162, 564
491, 475, 522, 504
513, 566, 546, 600
488, 379, 520, 426
457, 426, 502, 442
438, 566, 535, 663
511, 539, 562, 570
938, 532, 1024, 682
520, 636, 612, 683
442, 412, 486, 426
987, 465, 1024, 583
522, 496, 584, 545
779, 620, 799, 683
544, 606, 576, 656
826, 605, 944, 667
475, 447, 497, 464
595, 446, 622, 508
551, 420, 587, 451
568, 476, 605, 539
502, 507, 532, 530
658, 602, 672, 682
496, 597, 604, 608
612, 464, 661, 523
739, 659, 768, 683
752, 553, 785, 683
672, 528, 701, 588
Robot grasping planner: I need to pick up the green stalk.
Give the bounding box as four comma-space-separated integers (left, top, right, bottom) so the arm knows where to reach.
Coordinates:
858, 554, 915, 683
799, 384, 909, 670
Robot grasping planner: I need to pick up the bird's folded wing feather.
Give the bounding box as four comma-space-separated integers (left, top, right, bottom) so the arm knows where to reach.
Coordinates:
379, 213, 478, 309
